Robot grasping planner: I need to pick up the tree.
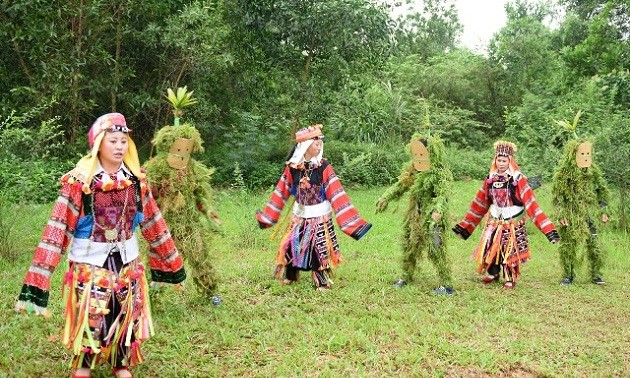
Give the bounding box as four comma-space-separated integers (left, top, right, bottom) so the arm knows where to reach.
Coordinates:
0, 0, 218, 146
559, 1, 630, 79
224, 0, 394, 138
487, 0, 561, 110
391, 0, 462, 60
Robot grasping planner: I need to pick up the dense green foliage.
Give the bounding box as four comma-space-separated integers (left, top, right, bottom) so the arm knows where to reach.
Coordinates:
1, 0, 629, 221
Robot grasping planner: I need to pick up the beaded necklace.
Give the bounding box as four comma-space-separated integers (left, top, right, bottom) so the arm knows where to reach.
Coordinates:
295, 161, 316, 217
84, 180, 131, 259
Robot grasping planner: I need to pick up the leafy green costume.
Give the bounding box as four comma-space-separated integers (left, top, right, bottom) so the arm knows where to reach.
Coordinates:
376, 134, 453, 286
552, 139, 610, 282
144, 124, 220, 297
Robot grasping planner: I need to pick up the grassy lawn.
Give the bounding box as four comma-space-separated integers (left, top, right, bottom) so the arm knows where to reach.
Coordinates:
1, 181, 629, 377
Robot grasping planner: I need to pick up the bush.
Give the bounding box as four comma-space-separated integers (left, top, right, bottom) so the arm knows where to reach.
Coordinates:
0, 106, 79, 203
242, 160, 285, 190
446, 146, 492, 181
209, 139, 406, 189
329, 140, 406, 186
0, 158, 72, 204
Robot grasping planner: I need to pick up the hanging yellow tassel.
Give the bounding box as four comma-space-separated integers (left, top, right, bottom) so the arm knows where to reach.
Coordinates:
139, 271, 155, 338
270, 197, 295, 241
503, 223, 516, 264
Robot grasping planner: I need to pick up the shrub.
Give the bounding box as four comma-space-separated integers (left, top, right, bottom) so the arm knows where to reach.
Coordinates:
446, 146, 492, 181
331, 141, 406, 186
0, 106, 79, 203
242, 160, 285, 190
0, 158, 72, 204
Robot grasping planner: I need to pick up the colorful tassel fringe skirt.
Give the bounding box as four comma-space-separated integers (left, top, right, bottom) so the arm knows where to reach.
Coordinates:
62, 255, 153, 369
275, 214, 341, 275
473, 214, 531, 281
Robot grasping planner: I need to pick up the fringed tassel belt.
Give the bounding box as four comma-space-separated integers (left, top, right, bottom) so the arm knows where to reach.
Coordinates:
275, 214, 340, 275
473, 212, 529, 275
62, 257, 153, 369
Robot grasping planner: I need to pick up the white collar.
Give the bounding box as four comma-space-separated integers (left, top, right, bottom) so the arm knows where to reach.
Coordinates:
96, 162, 131, 179
287, 139, 323, 167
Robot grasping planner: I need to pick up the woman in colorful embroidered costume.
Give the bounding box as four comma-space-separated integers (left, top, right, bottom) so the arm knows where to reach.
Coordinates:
256, 124, 372, 289
452, 141, 559, 290
15, 113, 186, 378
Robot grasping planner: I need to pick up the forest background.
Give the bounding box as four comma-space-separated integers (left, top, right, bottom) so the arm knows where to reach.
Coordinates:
0, 0, 629, 227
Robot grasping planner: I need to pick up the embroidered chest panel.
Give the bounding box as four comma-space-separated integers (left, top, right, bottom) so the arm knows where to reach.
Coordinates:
487, 175, 522, 207
290, 162, 327, 205
88, 184, 138, 242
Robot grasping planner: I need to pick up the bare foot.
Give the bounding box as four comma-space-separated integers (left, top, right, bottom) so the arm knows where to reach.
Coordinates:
71, 368, 91, 378
113, 368, 133, 378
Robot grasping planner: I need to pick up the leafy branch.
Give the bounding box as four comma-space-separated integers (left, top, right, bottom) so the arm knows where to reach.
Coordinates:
166, 86, 198, 126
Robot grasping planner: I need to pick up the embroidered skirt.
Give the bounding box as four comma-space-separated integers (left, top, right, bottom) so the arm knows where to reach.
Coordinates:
62, 254, 153, 369
275, 214, 341, 274
473, 214, 531, 280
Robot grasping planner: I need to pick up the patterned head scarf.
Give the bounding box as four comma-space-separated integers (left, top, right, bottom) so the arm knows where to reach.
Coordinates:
71, 113, 143, 193
287, 124, 325, 166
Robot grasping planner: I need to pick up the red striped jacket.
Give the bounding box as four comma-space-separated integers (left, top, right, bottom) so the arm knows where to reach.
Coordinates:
453, 173, 558, 242
256, 160, 371, 240
17, 169, 185, 312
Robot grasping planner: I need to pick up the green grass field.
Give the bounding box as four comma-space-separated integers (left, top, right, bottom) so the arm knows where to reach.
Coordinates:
1, 181, 629, 377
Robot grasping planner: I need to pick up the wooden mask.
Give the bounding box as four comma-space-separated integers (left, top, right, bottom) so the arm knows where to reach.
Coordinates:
167, 138, 194, 169
411, 139, 430, 172
576, 142, 592, 168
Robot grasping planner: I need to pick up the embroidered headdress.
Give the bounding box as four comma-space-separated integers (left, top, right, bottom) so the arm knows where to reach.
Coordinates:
67, 113, 144, 193
287, 124, 325, 166
294, 124, 324, 143
490, 140, 521, 176
494, 140, 517, 157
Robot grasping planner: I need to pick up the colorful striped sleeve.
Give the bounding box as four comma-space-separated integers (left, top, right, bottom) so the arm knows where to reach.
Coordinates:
323, 164, 372, 240
256, 165, 293, 228
516, 176, 559, 242
453, 181, 490, 239
139, 180, 186, 284
16, 179, 83, 315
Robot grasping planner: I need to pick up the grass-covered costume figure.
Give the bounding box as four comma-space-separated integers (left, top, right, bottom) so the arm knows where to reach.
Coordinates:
376, 134, 454, 295
144, 87, 221, 300
552, 118, 610, 285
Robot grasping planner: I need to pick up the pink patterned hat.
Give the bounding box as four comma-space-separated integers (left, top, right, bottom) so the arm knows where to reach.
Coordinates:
295, 124, 324, 143
88, 113, 130, 148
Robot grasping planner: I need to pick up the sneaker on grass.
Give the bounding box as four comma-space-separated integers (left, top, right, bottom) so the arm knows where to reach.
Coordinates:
431, 286, 454, 296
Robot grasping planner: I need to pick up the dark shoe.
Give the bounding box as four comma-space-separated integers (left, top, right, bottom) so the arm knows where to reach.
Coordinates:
211, 295, 222, 307
503, 281, 515, 290
432, 286, 454, 296
592, 276, 606, 285
560, 276, 573, 285
482, 274, 499, 284
393, 279, 407, 288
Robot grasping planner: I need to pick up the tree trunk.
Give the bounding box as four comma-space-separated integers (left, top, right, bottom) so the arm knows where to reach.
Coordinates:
69, 0, 85, 145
